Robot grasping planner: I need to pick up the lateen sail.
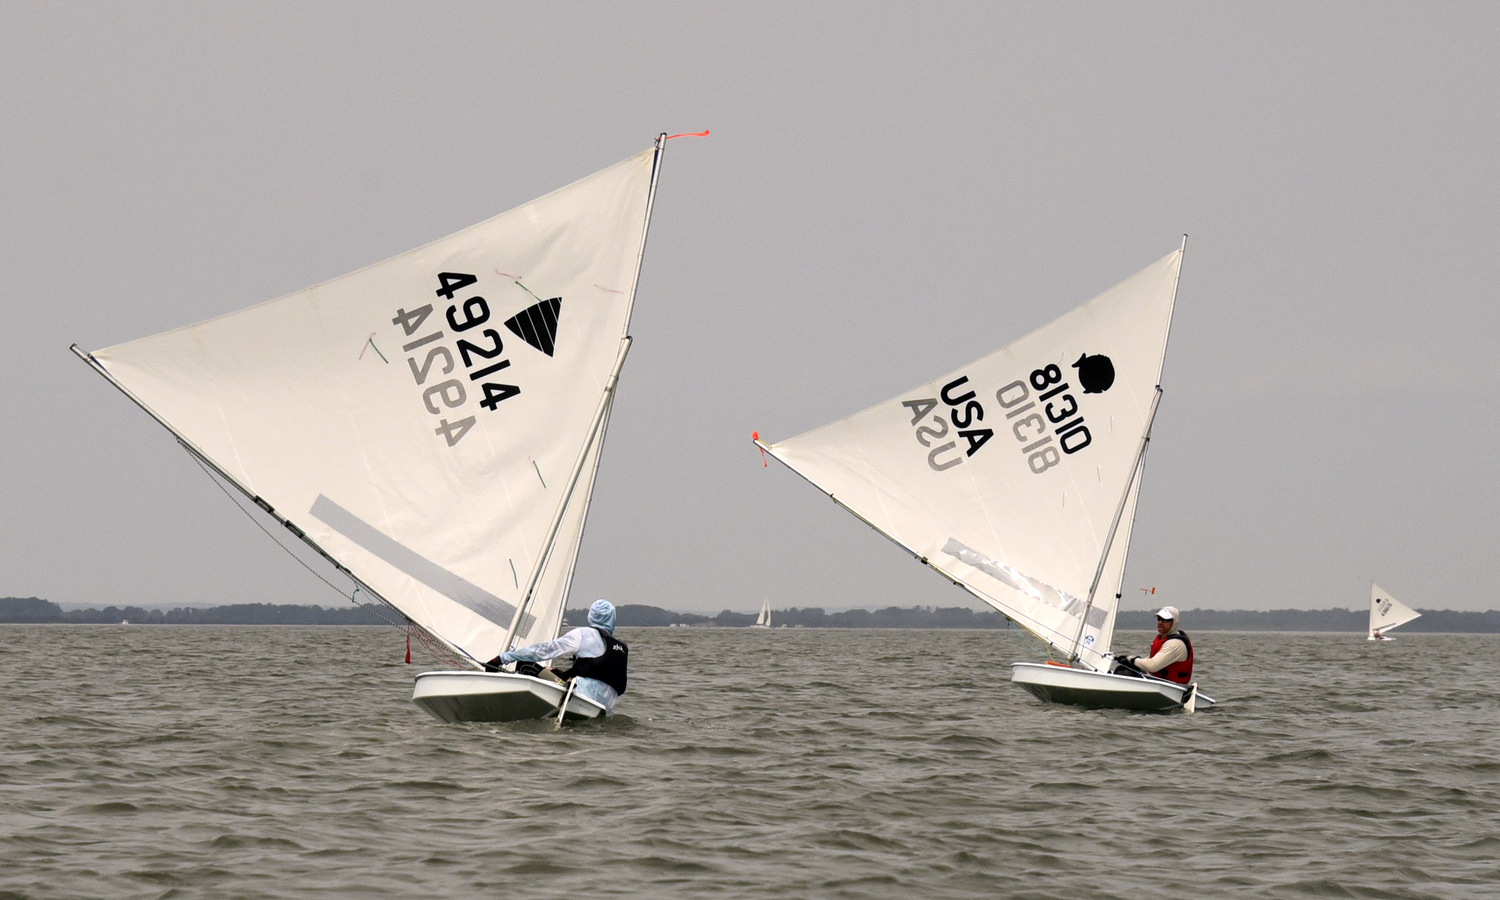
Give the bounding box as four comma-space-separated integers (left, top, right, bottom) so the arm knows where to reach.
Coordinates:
78, 147, 660, 664
760, 251, 1182, 670
1369, 583, 1420, 639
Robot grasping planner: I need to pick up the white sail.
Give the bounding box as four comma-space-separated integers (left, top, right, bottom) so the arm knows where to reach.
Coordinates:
755, 598, 771, 627
760, 250, 1182, 670
1369, 583, 1420, 639
78, 146, 660, 664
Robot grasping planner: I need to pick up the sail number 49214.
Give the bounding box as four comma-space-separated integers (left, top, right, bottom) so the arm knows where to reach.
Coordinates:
391, 272, 521, 447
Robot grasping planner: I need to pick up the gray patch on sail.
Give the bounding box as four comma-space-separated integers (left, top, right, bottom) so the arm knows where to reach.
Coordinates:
310, 494, 531, 631
941, 538, 1106, 629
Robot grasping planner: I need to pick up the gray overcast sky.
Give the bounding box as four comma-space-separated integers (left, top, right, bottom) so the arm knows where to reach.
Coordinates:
3, 3, 1496, 615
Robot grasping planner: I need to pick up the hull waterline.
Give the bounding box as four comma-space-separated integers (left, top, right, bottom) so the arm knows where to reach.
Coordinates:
412, 671, 605, 723
1011, 662, 1214, 712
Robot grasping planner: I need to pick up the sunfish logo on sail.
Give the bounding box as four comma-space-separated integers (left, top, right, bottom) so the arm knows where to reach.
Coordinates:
388, 271, 562, 449
1072, 353, 1114, 393
904, 354, 1114, 474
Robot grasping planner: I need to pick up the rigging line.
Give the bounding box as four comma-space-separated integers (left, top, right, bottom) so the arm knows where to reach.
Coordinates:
513, 280, 544, 304
410, 621, 466, 668
186, 448, 353, 599
185, 452, 468, 666
1005, 617, 1057, 661
182, 447, 409, 628
348, 585, 407, 631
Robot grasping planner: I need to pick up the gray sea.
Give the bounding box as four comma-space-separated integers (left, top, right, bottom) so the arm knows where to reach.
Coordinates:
2, 625, 1497, 899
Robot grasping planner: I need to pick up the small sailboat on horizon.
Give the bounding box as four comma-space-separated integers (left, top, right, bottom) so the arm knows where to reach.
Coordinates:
1369, 583, 1420, 641
756, 240, 1212, 712
76, 135, 679, 723
753, 598, 772, 628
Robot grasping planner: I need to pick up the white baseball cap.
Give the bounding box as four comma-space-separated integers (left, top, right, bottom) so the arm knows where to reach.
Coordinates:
1156, 606, 1178, 621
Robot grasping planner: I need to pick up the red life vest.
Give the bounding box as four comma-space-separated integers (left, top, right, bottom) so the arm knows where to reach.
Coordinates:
1148, 630, 1194, 684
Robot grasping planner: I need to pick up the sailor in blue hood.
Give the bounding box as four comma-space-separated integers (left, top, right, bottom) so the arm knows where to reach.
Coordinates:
483, 599, 628, 714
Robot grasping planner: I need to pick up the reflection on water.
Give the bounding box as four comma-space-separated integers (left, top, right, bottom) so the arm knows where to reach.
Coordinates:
1, 625, 1497, 899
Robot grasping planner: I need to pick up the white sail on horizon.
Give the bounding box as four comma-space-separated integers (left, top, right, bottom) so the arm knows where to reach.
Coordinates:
755, 598, 771, 627
760, 249, 1183, 670
79, 146, 661, 664
1369, 583, 1420, 639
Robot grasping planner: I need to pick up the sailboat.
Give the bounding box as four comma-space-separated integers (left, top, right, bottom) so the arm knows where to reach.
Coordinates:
753, 598, 772, 628
74, 135, 675, 723
755, 241, 1213, 712
1369, 583, 1420, 640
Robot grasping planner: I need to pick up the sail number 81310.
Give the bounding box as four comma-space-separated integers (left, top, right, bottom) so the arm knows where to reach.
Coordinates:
996, 364, 1092, 474
390, 272, 521, 447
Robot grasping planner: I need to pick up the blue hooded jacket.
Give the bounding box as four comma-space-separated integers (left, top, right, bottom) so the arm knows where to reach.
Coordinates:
498, 599, 621, 712
587, 598, 615, 633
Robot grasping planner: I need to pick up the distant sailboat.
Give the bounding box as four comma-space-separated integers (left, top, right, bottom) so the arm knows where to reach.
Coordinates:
1369, 583, 1420, 641
756, 241, 1212, 712
75, 135, 675, 722
753, 598, 772, 628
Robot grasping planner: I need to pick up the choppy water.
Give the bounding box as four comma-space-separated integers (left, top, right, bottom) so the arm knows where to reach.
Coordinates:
2, 625, 1498, 899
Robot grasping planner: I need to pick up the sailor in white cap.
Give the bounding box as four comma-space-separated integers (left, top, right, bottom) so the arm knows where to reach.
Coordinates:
1117, 606, 1194, 684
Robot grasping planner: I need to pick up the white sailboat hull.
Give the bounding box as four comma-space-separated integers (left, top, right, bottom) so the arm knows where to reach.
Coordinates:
412, 671, 606, 723
1011, 662, 1214, 712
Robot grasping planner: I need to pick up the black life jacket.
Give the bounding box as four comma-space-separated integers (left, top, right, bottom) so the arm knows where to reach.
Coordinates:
558, 627, 628, 695
1149, 630, 1194, 684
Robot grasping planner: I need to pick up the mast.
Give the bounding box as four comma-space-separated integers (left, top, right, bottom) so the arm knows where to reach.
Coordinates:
1067, 387, 1161, 663
1066, 235, 1187, 663
542, 395, 619, 642
499, 133, 667, 652
622, 134, 667, 326
1159, 235, 1186, 377
500, 336, 630, 651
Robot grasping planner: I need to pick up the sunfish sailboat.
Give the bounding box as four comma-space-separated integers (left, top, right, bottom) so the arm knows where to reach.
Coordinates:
755, 241, 1212, 712
75, 135, 675, 722
1369, 583, 1420, 640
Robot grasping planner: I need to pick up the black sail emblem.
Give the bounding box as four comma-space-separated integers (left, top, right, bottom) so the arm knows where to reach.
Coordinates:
1072, 353, 1115, 394
504, 297, 562, 357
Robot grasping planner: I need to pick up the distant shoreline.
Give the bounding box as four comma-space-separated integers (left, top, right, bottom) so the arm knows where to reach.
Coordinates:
3, 597, 1498, 633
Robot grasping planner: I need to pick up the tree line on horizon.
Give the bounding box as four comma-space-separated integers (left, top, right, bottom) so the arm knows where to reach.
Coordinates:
0, 597, 385, 625
5, 597, 1499, 632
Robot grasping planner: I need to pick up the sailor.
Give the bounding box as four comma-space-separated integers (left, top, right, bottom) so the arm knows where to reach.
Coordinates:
483, 599, 628, 714
1118, 606, 1194, 684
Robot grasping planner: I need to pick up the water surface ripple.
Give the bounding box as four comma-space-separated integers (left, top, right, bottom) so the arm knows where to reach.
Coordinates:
2, 626, 1497, 898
